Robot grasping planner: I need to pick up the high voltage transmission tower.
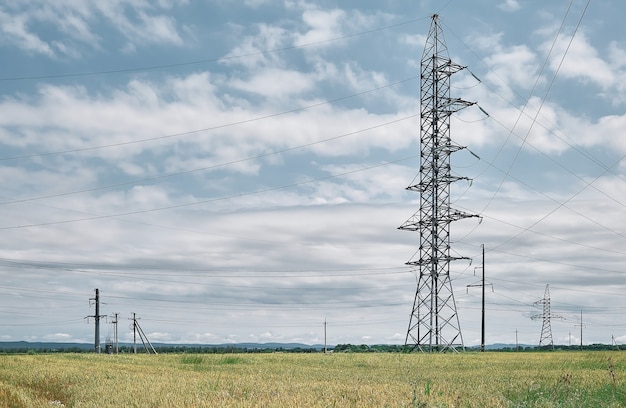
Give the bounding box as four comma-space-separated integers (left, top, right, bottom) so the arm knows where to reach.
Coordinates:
531, 284, 564, 350
399, 14, 479, 353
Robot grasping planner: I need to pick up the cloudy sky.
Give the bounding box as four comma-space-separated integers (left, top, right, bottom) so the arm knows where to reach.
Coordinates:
1, 0, 624, 348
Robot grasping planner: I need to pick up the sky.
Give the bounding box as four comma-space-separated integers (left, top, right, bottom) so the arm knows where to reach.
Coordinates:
0, 0, 625, 348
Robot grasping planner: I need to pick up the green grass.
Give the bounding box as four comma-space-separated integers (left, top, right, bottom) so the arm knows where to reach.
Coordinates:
0, 351, 624, 407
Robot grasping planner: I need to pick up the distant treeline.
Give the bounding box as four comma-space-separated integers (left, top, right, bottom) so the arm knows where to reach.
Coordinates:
0, 345, 322, 354
494, 344, 622, 352
323, 344, 622, 353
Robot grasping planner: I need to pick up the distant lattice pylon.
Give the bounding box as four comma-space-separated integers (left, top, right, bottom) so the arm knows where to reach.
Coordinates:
531, 284, 564, 349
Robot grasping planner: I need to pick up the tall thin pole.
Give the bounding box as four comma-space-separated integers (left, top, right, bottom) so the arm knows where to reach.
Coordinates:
324, 319, 327, 353
580, 310, 583, 350
86, 289, 103, 354
573, 309, 584, 350
515, 329, 518, 351
112, 313, 119, 354
94, 289, 101, 354
133, 312, 137, 354
481, 244, 485, 352
466, 244, 489, 351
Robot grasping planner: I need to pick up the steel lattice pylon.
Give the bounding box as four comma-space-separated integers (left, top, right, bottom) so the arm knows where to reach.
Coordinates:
531, 284, 563, 350
399, 14, 478, 353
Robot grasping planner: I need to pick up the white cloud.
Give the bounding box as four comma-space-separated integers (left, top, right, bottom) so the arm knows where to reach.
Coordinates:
0, 0, 190, 58
229, 68, 316, 99
483, 44, 540, 95
498, 0, 521, 12
548, 31, 614, 89
42, 333, 74, 341
0, 9, 55, 56
294, 8, 346, 47
221, 23, 290, 69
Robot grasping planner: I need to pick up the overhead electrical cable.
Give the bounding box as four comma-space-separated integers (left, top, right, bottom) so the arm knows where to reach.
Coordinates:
0, 17, 429, 82
0, 114, 419, 206
474, 152, 626, 250
441, 1, 624, 256
0, 319, 84, 327
0, 76, 419, 162
0, 155, 417, 230
446, 20, 617, 185
458, 239, 626, 272
476, 0, 580, 215
0, 257, 411, 275
447, 1, 619, 202
483, 114, 626, 209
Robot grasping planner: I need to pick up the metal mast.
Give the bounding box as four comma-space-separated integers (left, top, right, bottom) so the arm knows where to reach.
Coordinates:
535, 284, 554, 349
87, 288, 104, 353
400, 14, 477, 353
531, 284, 563, 350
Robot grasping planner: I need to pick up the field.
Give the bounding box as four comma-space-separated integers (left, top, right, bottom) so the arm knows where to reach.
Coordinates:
0, 351, 624, 407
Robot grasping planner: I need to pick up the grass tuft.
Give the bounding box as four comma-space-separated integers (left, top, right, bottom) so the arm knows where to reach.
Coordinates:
180, 355, 204, 365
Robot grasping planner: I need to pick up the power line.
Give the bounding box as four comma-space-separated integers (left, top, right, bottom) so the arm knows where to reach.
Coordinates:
0, 76, 419, 162
0, 257, 412, 276
0, 155, 416, 230
0, 16, 429, 82
445, 2, 617, 215
476, 0, 584, 216
0, 115, 419, 206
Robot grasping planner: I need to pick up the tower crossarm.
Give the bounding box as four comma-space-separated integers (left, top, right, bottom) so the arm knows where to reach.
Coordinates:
447, 208, 481, 223
398, 207, 478, 231
433, 59, 467, 77
406, 174, 471, 192
406, 255, 471, 267
438, 98, 475, 116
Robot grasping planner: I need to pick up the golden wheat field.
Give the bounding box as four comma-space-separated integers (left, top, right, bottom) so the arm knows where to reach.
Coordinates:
0, 351, 624, 407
